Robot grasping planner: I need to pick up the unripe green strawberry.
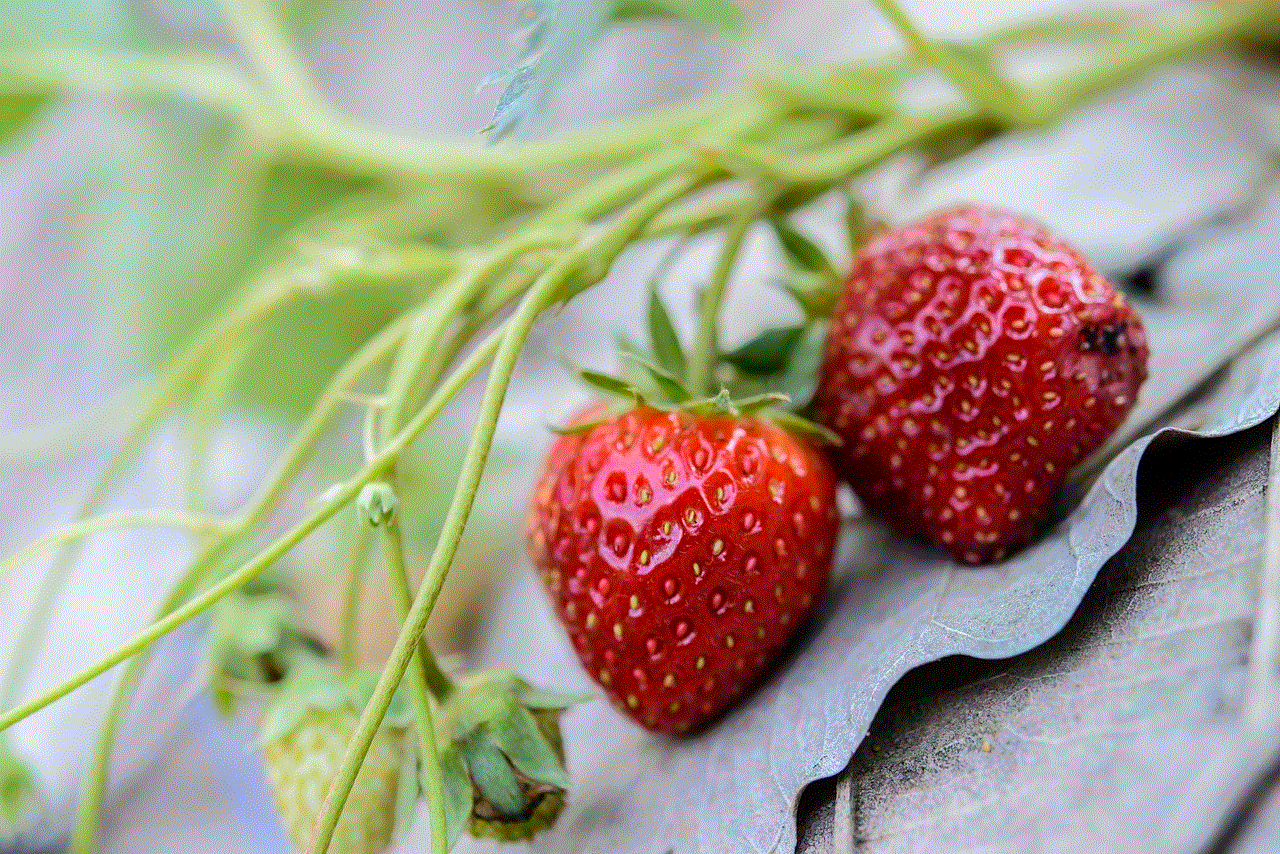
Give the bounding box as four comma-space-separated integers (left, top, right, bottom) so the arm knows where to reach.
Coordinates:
260, 672, 412, 854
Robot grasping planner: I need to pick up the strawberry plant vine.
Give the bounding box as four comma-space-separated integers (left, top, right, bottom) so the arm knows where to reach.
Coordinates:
1, 1, 1278, 852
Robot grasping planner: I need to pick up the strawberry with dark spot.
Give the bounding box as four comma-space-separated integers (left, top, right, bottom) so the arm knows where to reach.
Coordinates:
815, 205, 1149, 564
527, 405, 839, 734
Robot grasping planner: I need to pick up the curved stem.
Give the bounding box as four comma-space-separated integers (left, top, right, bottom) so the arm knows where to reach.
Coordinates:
0, 245, 444, 707
219, 0, 322, 110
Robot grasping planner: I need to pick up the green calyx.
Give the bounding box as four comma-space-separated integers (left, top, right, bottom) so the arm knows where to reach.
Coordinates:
560, 207, 847, 444
259, 666, 414, 746
205, 583, 327, 716
431, 670, 585, 843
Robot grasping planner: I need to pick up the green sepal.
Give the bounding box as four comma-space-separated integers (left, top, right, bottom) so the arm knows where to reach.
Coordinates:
459, 729, 525, 819
205, 588, 323, 713
578, 369, 643, 405
732, 392, 792, 414
766, 410, 842, 446
770, 218, 838, 279
646, 287, 688, 382
547, 416, 607, 436
259, 666, 413, 745
620, 352, 693, 405
512, 684, 592, 710
485, 705, 570, 790
0, 737, 41, 836
722, 325, 805, 375
772, 322, 829, 410
844, 193, 870, 252
437, 744, 474, 850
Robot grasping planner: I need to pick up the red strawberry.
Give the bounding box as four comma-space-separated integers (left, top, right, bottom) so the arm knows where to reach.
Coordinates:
527, 405, 839, 734
815, 205, 1148, 564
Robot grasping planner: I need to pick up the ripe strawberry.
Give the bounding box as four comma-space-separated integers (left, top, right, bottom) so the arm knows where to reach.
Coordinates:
527, 404, 838, 734
815, 205, 1148, 564
260, 674, 410, 854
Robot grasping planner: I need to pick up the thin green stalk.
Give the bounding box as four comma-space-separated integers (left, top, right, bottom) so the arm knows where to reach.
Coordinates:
379, 516, 450, 854
303, 173, 697, 854
1029, 1, 1280, 116
338, 523, 373, 673
186, 335, 257, 516
0, 512, 232, 579
0, 49, 273, 125
686, 207, 762, 396
0, 323, 507, 733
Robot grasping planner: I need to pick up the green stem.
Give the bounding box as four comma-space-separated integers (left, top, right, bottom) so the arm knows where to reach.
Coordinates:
1029, 2, 1280, 116
338, 523, 372, 673
379, 515, 450, 854
686, 207, 761, 396
303, 174, 697, 854
0, 323, 507, 734
186, 334, 256, 516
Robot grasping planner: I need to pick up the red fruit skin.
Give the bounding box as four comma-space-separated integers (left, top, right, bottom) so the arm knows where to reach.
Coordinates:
815, 206, 1149, 564
527, 406, 838, 734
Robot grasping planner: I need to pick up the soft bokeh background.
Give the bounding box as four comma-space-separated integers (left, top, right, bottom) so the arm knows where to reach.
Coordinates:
2, 2, 1279, 852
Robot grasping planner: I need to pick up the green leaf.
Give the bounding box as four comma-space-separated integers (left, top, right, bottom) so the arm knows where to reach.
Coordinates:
646, 287, 688, 382
770, 218, 838, 278
723, 325, 805, 375
0, 737, 41, 835
486, 706, 569, 790
438, 744, 474, 850
459, 730, 525, 819
609, 0, 746, 38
